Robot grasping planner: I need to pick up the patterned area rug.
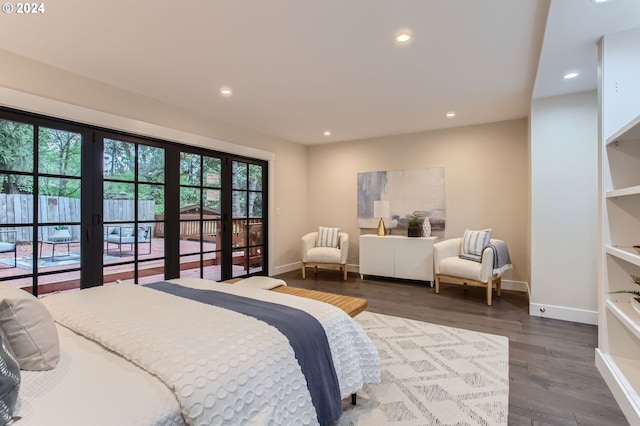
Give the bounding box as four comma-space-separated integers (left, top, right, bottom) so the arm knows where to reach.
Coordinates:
339, 311, 509, 425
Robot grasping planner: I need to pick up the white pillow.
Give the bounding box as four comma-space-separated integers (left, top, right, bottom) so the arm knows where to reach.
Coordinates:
462, 228, 492, 256
0, 283, 60, 371
316, 227, 340, 248
0, 327, 20, 424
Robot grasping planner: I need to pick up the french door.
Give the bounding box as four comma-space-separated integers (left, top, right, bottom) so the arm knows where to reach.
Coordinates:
99, 134, 167, 286
177, 150, 267, 281
0, 112, 89, 295
0, 107, 268, 294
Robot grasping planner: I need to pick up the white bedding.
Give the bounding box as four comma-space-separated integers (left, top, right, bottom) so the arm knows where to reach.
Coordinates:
23, 279, 379, 426
16, 324, 184, 426
170, 278, 380, 399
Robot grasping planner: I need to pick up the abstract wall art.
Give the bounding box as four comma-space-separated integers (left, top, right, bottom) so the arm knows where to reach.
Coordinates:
357, 167, 445, 230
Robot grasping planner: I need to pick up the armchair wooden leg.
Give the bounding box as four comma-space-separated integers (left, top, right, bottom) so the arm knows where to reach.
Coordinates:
342, 264, 347, 280
486, 279, 493, 305
302, 263, 306, 279
497, 277, 502, 297
435, 274, 440, 294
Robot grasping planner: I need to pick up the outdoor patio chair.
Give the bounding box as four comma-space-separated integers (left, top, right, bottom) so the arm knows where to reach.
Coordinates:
0, 230, 17, 268
105, 226, 152, 256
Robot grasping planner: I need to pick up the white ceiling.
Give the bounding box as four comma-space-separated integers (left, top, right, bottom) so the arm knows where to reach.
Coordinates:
1, 0, 639, 145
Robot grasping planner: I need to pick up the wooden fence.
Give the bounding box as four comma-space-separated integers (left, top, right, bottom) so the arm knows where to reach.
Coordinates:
0, 194, 155, 242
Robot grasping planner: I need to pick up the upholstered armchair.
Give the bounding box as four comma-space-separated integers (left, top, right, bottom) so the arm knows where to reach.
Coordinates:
433, 235, 511, 305
301, 229, 349, 280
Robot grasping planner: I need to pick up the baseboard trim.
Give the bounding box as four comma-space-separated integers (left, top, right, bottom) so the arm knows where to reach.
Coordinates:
274, 265, 531, 293
273, 262, 358, 276
501, 279, 529, 294
529, 302, 598, 325
273, 262, 300, 276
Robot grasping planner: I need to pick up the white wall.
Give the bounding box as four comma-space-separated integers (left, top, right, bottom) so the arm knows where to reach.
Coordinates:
530, 90, 599, 324
0, 50, 310, 275
601, 27, 640, 141
305, 119, 530, 288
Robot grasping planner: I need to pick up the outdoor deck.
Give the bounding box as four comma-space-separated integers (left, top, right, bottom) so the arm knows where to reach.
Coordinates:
0, 237, 262, 294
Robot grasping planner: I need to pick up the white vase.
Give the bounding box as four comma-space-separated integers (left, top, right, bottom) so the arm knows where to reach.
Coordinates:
422, 218, 431, 237
632, 298, 640, 316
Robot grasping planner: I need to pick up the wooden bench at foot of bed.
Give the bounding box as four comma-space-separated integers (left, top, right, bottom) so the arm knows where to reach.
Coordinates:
224, 279, 368, 318
271, 286, 368, 317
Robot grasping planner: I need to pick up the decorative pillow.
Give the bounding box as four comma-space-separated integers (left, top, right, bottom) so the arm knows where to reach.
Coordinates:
109, 226, 121, 236
0, 327, 20, 425
462, 228, 492, 256
0, 283, 60, 371
316, 227, 340, 248
121, 227, 134, 238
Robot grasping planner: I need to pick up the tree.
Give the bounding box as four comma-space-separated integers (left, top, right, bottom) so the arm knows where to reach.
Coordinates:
0, 119, 34, 194
104, 138, 135, 180
38, 127, 81, 197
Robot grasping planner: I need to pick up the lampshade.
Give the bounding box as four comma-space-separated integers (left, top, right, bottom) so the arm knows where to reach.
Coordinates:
373, 200, 390, 218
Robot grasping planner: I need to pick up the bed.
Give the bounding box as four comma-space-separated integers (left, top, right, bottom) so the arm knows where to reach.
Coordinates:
1, 278, 380, 426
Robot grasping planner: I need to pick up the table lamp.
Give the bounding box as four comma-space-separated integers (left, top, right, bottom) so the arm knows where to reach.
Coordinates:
373, 200, 390, 236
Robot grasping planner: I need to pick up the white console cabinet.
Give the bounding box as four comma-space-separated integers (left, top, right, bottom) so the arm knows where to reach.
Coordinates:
359, 234, 437, 284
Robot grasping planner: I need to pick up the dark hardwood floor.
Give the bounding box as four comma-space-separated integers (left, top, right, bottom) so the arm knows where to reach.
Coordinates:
274, 270, 629, 426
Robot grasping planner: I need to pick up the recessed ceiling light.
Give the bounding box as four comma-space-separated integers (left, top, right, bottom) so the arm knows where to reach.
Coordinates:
220, 87, 232, 97
594, 0, 609, 3
446, 111, 456, 118
563, 72, 579, 79
323, 130, 332, 137
395, 31, 412, 44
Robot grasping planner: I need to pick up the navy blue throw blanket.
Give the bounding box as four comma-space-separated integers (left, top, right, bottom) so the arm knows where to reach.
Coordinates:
146, 281, 342, 426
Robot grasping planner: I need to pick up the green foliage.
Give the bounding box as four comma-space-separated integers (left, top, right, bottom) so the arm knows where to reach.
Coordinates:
0, 120, 84, 198
104, 139, 135, 180
407, 215, 424, 227
38, 128, 81, 176
1, 128, 265, 217
0, 119, 34, 194
609, 275, 640, 300
103, 140, 166, 213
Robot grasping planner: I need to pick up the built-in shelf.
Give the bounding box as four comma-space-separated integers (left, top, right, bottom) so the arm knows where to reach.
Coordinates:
607, 185, 640, 198
606, 112, 640, 146
600, 29, 640, 426
606, 299, 640, 341
597, 352, 640, 421
606, 246, 640, 268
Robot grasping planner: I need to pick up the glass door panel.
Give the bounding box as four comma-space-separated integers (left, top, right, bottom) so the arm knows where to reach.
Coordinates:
203, 157, 221, 188
37, 127, 83, 294
178, 152, 224, 279
231, 160, 265, 276
203, 252, 221, 281
0, 119, 84, 295
102, 137, 165, 285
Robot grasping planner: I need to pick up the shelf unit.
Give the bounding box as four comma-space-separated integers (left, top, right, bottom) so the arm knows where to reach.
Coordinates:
599, 110, 640, 426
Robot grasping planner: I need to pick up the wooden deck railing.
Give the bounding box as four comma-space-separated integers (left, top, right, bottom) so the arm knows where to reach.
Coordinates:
154, 215, 263, 266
